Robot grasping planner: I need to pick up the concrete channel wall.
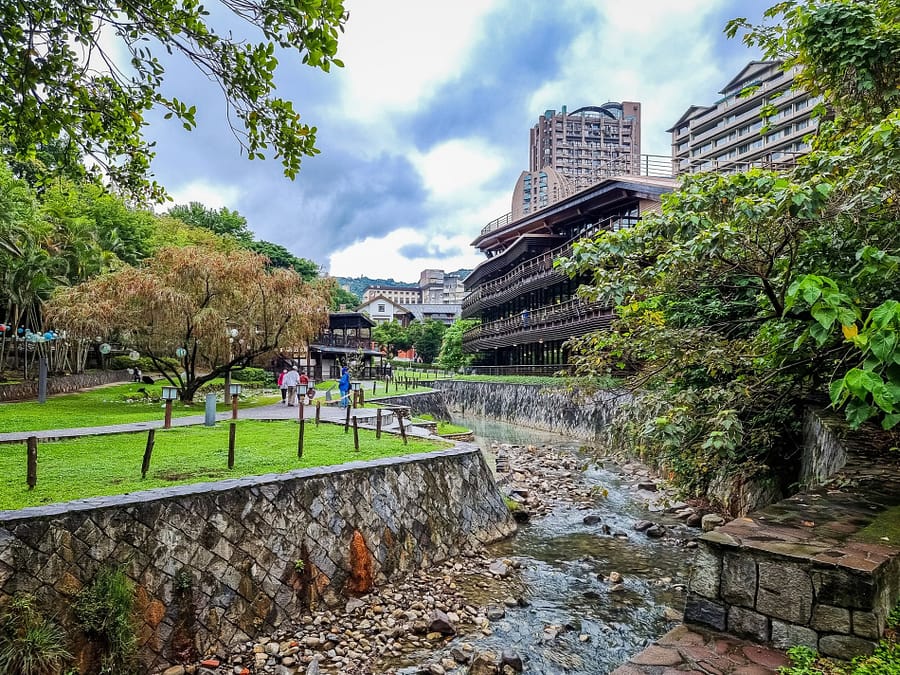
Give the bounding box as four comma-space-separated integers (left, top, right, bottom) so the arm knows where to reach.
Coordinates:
432, 379, 624, 440
0, 446, 515, 671
0, 369, 131, 402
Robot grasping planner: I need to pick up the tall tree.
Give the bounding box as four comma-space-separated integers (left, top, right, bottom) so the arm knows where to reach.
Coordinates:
0, 0, 348, 200
46, 245, 331, 400
438, 319, 478, 371
371, 320, 411, 357
557, 0, 900, 500
408, 320, 446, 364
168, 203, 254, 245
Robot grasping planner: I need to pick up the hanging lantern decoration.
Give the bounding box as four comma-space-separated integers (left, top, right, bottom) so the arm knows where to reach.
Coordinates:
44, 331, 54, 341
129, 350, 140, 361
99, 343, 111, 355
175, 347, 187, 359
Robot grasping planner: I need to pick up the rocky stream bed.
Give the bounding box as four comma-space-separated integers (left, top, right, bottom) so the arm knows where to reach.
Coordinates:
163, 419, 714, 675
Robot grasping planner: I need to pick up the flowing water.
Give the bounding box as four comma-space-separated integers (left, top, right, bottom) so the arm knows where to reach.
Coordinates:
401, 415, 695, 674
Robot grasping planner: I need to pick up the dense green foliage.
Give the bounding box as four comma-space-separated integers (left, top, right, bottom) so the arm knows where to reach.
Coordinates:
168, 202, 320, 280
438, 319, 479, 370
557, 0, 899, 499
372, 320, 413, 357
0, 0, 347, 200
408, 320, 447, 364
74, 568, 137, 674
0, 596, 70, 675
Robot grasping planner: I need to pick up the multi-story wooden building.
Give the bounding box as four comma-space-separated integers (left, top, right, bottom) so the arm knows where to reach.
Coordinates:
461, 175, 676, 373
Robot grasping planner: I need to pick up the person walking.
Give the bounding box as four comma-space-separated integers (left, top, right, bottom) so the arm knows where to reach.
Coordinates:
299, 369, 310, 404
278, 368, 288, 405
283, 366, 300, 406
338, 366, 351, 408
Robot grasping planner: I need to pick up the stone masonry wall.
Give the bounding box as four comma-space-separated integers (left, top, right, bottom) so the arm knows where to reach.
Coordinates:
433, 380, 624, 441
685, 536, 900, 660
800, 407, 848, 488
0, 369, 131, 402
0, 446, 515, 672
370, 391, 451, 420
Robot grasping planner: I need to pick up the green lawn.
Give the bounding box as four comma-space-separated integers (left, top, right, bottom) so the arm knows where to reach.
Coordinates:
0, 382, 279, 432
0, 419, 446, 510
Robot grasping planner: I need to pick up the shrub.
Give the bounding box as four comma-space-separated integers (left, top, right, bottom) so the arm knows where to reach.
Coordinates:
0, 595, 70, 675
107, 355, 178, 373
74, 568, 138, 674
230, 367, 274, 385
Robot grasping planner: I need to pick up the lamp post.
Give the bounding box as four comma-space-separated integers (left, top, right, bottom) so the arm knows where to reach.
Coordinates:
228, 383, 243, 420
161, 386, 179, 429
351, 380, 362, 408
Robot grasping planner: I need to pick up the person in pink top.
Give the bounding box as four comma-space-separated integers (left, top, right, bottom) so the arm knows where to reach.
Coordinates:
277, 368, 288, 405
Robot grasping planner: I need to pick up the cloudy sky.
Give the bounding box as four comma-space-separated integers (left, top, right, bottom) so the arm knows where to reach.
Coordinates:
147, 0, 769, 282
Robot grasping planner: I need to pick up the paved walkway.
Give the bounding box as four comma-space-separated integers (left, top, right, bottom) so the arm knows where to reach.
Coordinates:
0, 395, 426, 444
612, 624, 790, 674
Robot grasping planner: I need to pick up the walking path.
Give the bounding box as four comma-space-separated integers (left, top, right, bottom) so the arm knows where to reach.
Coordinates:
0, 395, 426, 444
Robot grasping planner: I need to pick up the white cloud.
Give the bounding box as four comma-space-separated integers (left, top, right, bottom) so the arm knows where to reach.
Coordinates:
410, 138, 508, 202
528, 0, 734, 156
335, 0, 501, 124
166, 180, 244, 210
328, 229, 485, 281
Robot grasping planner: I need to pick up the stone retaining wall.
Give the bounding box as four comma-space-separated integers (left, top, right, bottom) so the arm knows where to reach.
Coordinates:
800, 408, 849, 487
0, 446, 515, 672
686, 533, 900, 660
432, 380, 624, 440
0, 369, 131, 402
370, 390, 451, 420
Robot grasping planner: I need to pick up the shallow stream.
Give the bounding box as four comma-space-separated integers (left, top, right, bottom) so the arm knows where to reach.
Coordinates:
401, 415, 695, 674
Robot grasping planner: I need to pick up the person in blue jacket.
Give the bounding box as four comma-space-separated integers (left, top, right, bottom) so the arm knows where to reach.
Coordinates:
338, 366, 351, 407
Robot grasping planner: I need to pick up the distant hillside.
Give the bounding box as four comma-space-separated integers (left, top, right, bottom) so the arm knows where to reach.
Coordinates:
335, 276, 410, 299
336, 270, 473, 301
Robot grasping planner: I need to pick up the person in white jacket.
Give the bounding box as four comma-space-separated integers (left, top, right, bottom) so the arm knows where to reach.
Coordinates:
283, 366, 300, 406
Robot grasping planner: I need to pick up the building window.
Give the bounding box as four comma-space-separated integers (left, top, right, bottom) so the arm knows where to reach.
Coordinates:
378, 304, 385, 312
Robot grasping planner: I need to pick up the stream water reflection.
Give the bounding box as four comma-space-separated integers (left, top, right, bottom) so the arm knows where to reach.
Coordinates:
438, 415, 693, 674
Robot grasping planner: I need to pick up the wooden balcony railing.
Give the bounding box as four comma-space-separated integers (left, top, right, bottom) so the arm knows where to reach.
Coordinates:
311, 334, 376, 350
463, 299, 614, 351
463, 216, 638, 317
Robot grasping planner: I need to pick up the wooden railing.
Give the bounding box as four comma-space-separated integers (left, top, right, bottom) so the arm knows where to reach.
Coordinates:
463, 299, 614, 351
463, 216, 638, 316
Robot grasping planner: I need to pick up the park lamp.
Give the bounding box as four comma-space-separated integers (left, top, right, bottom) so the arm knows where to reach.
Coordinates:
298, 382, 308, 397
228, 382, 242, 420
161, 386, 178, 429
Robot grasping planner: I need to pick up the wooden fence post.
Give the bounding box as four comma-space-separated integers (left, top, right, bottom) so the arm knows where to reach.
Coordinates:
344, 405, 351, 433
376, 408, 382, 440
26, 436, 37, 489
141, 429, 155, 479
352, 416, 359, 451
315, 400, 321, 426
228, 422, 236, 469
398, 414, 407, 445
298, 417, 305, 459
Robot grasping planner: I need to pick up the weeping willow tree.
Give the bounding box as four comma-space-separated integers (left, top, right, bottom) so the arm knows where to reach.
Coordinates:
47, 245, 332, 400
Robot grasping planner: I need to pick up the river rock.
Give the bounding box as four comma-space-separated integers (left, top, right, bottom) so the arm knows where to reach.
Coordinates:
500, 650, 523, 672
582, 514, 602, 525
608, 571, 623, 583
637, 481, 658, 492
428, 609, 456, 636
486, 605, 506, 620
306, 659, 320, 675
645, 525, 667, 538
686, 512, 704, 527
488, 560, 510, 577
633, 520, 654, 532
469, 651, 500, 675
701, 514, 726, 531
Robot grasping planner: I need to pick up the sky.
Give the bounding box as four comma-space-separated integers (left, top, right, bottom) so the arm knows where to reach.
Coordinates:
145, 0, 770, 282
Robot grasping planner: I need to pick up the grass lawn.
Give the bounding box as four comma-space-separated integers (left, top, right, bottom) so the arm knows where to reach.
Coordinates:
0, 381, 279, 432
0, 419, 447, 510
415, 413, 470, 435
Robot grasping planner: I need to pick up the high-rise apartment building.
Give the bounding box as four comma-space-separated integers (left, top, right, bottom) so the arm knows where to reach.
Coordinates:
668, 61, 820, 175
512, 102, 642, 219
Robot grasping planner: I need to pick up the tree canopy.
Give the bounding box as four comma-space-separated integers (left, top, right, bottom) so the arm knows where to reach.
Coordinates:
0, 0, 348, 200
45, 245, 331, 400
557, 0, 899, 502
